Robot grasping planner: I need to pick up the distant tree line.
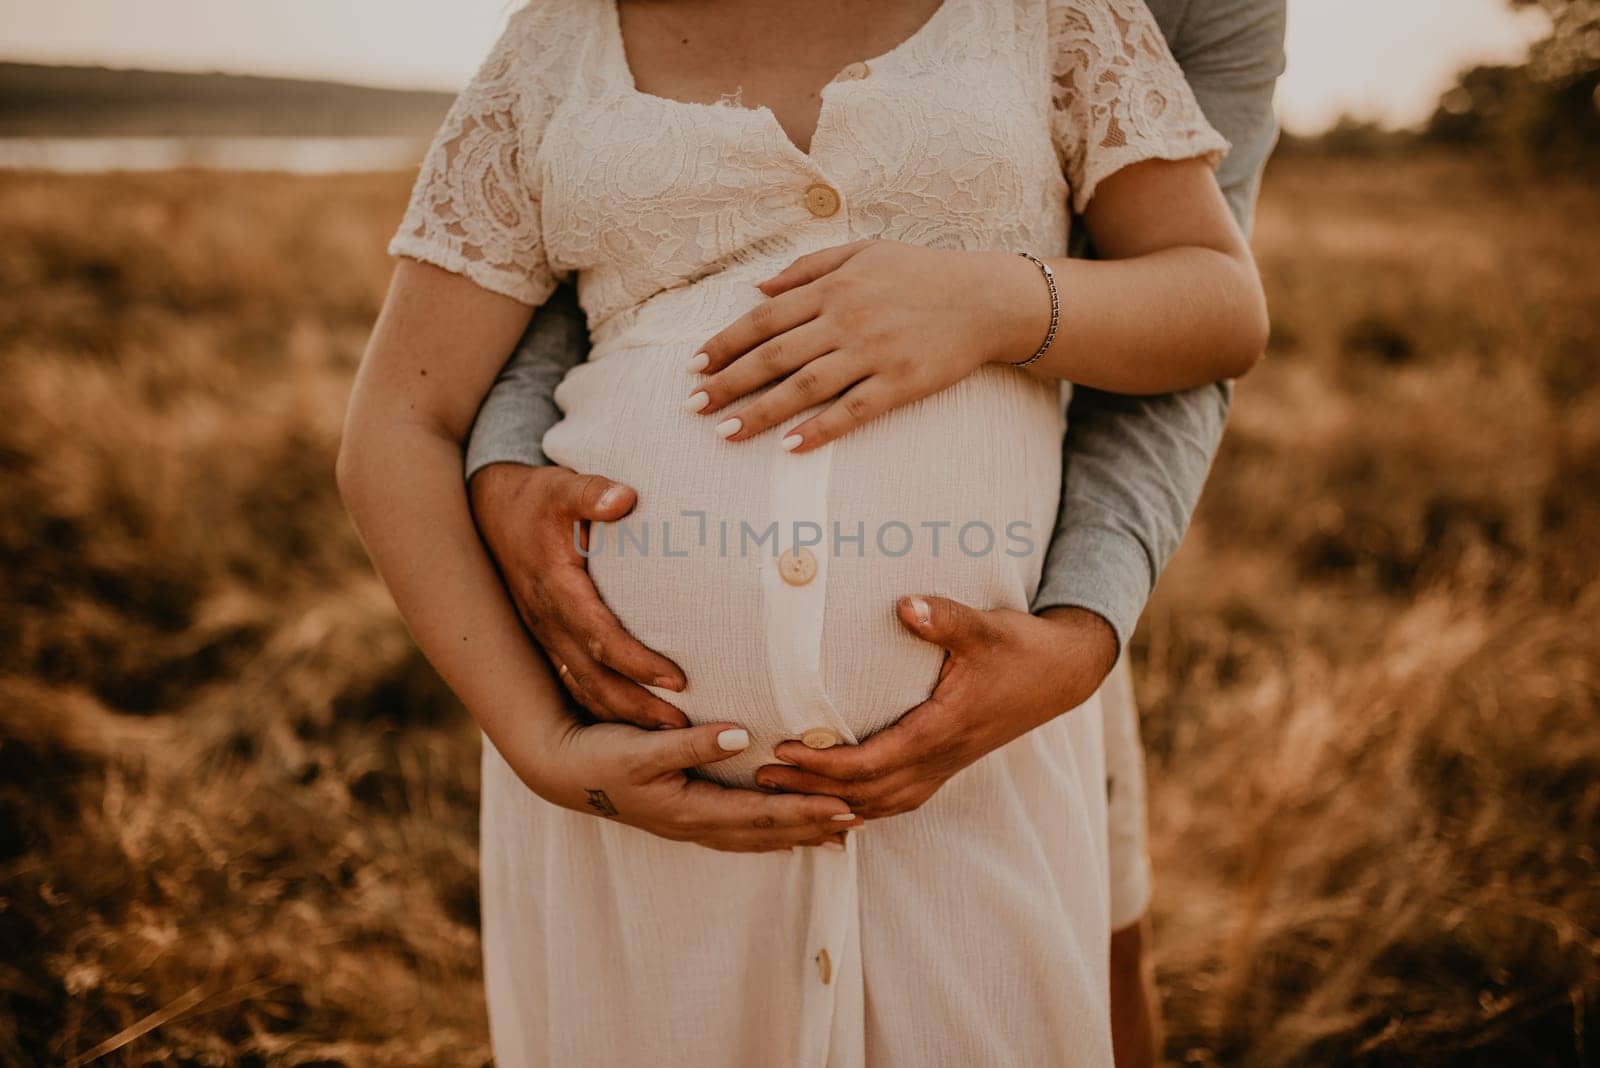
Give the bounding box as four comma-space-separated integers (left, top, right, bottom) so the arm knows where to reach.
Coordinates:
0, 64, 454, 138
1424, 0, 1600, 167
1285, 0, 1600, 167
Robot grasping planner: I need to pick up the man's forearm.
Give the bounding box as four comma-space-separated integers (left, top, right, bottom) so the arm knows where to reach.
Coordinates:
464, 279, 588, 480
1033, 381, 1231, 648
1030, 0, 1287, 650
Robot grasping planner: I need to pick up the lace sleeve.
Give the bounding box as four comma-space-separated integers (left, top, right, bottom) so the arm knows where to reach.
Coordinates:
1048, 0, 1232, 215
388, 8, 559, 306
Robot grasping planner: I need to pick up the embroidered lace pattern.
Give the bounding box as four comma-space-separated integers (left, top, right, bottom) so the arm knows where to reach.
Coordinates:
389, 0, 1230, 314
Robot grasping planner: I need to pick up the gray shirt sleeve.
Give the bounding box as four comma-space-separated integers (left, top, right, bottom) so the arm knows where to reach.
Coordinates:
463, 278, 587, 479
1030, 0, 1287, 651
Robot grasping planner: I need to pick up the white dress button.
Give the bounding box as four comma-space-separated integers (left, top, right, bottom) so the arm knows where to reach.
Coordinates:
801, 727, 841, 749
778, 546, 818, 586
802, 183, 841, 218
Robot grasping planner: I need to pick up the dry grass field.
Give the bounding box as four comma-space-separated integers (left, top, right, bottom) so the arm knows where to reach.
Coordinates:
0, 153, 1596, 1066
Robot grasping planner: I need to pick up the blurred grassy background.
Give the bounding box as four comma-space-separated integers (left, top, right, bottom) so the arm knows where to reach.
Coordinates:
0, 150, 1595, 1067
3, 8, 1600, 1053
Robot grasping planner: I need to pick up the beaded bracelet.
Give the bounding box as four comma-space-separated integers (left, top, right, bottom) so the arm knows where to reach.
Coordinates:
1012, 251, 1058, 368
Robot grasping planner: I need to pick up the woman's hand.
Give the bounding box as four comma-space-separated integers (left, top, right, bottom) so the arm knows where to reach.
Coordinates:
686, 157, 1269, 442
530, 717, 864, 853
339, 262, 858, 855
685, 239, 1042, 452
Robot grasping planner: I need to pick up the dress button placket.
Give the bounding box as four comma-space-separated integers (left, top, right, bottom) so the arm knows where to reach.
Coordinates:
798, 834, 862, 1066
770, 156, 862, 1066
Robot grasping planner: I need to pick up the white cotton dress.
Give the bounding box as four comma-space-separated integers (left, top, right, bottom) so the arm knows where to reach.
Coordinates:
391, 0, 1225, 1062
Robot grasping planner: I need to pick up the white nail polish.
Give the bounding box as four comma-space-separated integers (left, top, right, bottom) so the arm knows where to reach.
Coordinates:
688, 351, 710, 373
908, 597, 932, 625
781, 433, 803, 452
830, 813, 856, 822
685, 390, 709, 413
717, 728, 749, 752
597, 486, 625, 510
715, 417, 741, 439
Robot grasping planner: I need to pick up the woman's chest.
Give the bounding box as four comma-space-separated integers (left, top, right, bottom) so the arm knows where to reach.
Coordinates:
615, 0, 949, 158
533, 0, 1071, 310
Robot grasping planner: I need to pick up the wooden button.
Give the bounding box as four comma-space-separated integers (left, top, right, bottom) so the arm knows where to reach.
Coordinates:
815, 948, 832, 985
803, 183, 840, 218
837, 61, 871, 81
801, 727, 840, 750
778, 546, 818, 586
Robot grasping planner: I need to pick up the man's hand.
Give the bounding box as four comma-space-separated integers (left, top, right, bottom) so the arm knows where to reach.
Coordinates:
753, 598, 1119, 818
469, 462, 691, 729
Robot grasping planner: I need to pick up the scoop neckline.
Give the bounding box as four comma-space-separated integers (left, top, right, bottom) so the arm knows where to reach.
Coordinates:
601, 0, 957, 163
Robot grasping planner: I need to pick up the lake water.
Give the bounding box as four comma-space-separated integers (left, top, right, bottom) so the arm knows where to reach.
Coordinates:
0, 136, 429, 173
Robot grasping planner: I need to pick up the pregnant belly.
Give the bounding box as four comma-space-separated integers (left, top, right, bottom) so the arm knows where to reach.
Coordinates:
543, 343, 1065, 784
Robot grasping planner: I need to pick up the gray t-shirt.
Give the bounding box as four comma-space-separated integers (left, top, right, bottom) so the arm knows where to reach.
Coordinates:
464, 0, 1288, 651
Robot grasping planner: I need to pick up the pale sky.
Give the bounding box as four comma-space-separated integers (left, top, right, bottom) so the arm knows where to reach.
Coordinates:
0, 0, 1550, 134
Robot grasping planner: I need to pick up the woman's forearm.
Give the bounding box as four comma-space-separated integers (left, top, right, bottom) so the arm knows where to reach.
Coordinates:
336, 415, 571, 791
986, 244, 1269, 394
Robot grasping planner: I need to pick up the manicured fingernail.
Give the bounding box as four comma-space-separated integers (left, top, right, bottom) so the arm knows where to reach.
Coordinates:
686, 390, 709, 413
756, 776, 778, 790
597, 485, 626, 510
688, 351, 710, 372
823, 841, 846, 852
717, 728, 749, 752
781, 433, 803, 452
653, 675, 683, 691
830, 813, 856, 822
715, 417, 741, 439
907, 596, 931, 625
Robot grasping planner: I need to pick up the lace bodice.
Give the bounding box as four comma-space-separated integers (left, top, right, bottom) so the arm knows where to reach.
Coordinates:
390, 0, 1227, 344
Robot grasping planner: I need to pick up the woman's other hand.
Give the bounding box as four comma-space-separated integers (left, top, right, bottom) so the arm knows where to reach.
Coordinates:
688, 155, 1270, 443
530, 717, 864, 852
685, 239, 1037, 452
340, 262, 856, 854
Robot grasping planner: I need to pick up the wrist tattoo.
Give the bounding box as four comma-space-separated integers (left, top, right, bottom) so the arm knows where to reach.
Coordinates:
584, 788, 620, 818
